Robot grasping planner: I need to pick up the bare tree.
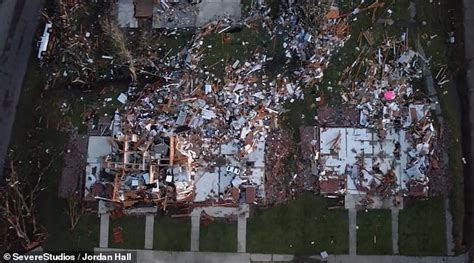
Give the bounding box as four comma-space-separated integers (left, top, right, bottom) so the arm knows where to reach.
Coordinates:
0, 160, 53, 250
65, 195, 86, 230
101, 19, 137, 81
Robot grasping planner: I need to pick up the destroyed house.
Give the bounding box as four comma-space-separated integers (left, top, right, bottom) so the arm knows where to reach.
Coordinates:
83, 108, 267, 212
314, 103, 435, 199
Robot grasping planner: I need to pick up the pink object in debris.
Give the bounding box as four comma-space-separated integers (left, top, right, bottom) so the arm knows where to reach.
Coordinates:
384, 90, 396, 100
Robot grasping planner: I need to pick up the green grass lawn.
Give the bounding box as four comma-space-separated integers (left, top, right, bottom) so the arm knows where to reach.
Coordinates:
416, 0, 450, 67
70, 215, 101, 249
247, 193, 348, 255
357, 210, 392, 255
154, 216, 190, 251
10, 57, 78, 251
10, 57, 164, 252
399, 197, 446, 255
415, 0, 464, 253
199, 220, 237, 252
40, 213, 100, 252
437, 74, 465, 255
153, 29, 194, 58
109, 216, 145, 249
199, 26, 285, 78
8, 55, 126, 252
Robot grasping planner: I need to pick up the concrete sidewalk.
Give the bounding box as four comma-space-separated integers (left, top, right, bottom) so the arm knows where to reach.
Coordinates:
145, 215, 154, 249
348, 208, 357, 255
237, 213, 247, 253
190, 215, 200, 252
94, 248, 469, 263
391, 209, 399, 254
99, 214, 110, 248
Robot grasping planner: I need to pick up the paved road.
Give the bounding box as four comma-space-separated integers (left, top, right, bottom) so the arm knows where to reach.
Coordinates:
0, 0, 43, 178
94, 248, 469, 263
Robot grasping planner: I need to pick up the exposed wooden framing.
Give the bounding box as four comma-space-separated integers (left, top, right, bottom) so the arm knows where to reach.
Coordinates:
336, 0, 384, 19
169, 136, 175, 166
112, 169, 124, 202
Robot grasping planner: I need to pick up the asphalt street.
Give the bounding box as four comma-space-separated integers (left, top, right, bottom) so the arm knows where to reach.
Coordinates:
0, 0, 43, 178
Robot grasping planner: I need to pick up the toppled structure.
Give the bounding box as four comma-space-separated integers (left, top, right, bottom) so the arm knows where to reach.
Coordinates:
317, 124, 427, 196
313, 39, 438, 199
42, 0, 445, 214
244, 1, 350, 93
80, 1, 355, 211
277, 5, 349, 86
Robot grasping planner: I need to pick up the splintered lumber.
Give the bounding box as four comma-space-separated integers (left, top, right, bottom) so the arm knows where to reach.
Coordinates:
163, 195, 168, 211
329, 131, 342, 151
336, 0, 384, 19
113, 170, 124, 202
169, 136, 175, 166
